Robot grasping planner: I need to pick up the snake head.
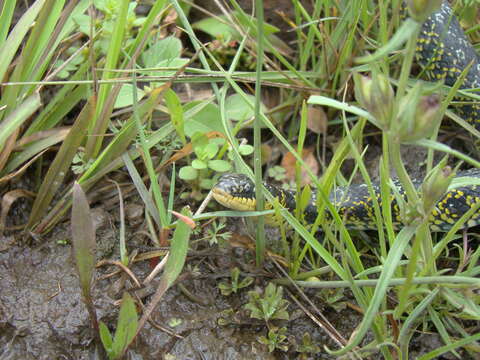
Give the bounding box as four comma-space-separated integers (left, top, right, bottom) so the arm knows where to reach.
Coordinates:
212, 173, 256, 211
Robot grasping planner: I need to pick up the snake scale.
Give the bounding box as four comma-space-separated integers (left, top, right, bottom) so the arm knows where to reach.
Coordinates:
212, 1, 480, 232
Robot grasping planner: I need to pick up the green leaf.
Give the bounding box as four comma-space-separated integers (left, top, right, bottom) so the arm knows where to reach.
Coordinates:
28, 99, 94, 228
208, 160, 231, 172
226, 93, 266, 122
163, 207, 193, 287
179, 166, 197, 180
141, 36, 183, 68
99, 322, 113, 354
192, 12, 279, 42
112, 292, 138, 358
164, 89, 185, 144
204, 143, 219, 159
73, 13, 91, 35
191, 159, 207, 170
0, 0, 47, 83
191, 132, 209, 151
0, 93, 41, 149
184, 102, 223, 137
356, 18, 419, 64
113, 84, 146, 109
238, 144, 254, 155
71, 182, 96, 295
142, 57, 189, 78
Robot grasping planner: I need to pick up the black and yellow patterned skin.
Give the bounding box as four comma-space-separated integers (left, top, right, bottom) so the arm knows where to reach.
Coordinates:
416, 2, 480, 125
212, 171, 480, 231
212, 1, 480, 231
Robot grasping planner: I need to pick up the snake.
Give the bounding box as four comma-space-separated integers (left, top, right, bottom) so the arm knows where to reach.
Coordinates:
212, 1, 480, 232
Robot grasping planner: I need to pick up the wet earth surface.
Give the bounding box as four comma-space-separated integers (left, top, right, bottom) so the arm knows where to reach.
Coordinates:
0, 209, 469, 359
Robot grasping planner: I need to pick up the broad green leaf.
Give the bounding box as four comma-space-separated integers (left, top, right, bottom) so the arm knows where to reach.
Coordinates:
112, 292, 138, 358
113, 84, 146, 109
141, 36, 183, 68
226, 93, 266, 122
208, 160, 231, 172
193, 12, 279, 42
99, 322, 113, 354
238, 144, 253, 155
142, 58, 190, 78
73, 13, 91, 35
71, 182, 96, 294
179, 166, 197, 180
203, 143, 218, 158
163, 207, 193, 287
191, 159, 207, 170
164, 89, 185, 144
184, 102, 223, 137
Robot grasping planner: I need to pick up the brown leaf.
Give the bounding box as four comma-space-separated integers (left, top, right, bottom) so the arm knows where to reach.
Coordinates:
307, 105, 328, 134
280, 147, 319, 186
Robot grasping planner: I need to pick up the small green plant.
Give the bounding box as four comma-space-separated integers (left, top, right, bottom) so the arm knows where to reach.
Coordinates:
72, 151, 95, 175
179, 133, 231, 188
267, 165, 287, 182
206, 219, 232, 246
244, 283, 290, 322
316, 288, 347, 312
258, 326, 289, 352
218, 267, 254, 296
295, 332, 321, 358
99, 292, 138, 360
74, 0, 147, 56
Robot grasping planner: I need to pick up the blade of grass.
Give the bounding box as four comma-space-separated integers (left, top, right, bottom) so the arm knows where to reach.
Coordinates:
121, 153, 162, 228
27, 97, 95, 229
327, 226, 416, 355
0, 0, 47, 84
253, 0, 266, 266
85, 0, 129, 159
0, 0, 16, 45
0, 93, 42, 149
135, 207, 193, 336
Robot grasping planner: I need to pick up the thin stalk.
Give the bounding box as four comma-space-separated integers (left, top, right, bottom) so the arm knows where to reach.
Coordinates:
254, 0, 265, 266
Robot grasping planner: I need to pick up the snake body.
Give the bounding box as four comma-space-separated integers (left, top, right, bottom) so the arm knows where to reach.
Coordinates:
212, 1, 480, 231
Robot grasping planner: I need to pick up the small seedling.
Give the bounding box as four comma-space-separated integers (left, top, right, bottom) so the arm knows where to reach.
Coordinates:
179, 133, 231, 188
99, 292, 138, 360
295, 332, 320, 357
267, 165, 287, 182
244, 283, 289, 322
218, 267, 254, 296
258, 326, 289, 352
167, 317, 182, 328
206, 219, 232, 246
316, 288, 347, 312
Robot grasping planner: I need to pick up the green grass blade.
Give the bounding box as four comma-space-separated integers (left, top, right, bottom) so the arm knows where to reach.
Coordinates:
136, 207, 193, 335
356, 18, 418, 64
0, 93, 41, 149
121, 153, 162, 228
27, 98, 94, 228
327, 226, 416, 355
0, 0, 16, 45
86, 0, 130, 158
0, 0, 46, 84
